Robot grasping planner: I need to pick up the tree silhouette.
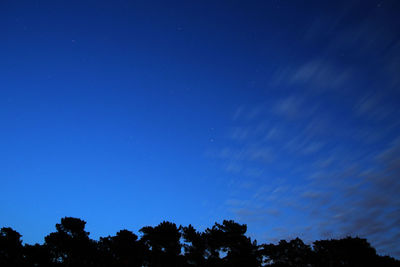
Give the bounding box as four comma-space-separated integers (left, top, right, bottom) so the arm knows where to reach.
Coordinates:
140, 221, 183, 267
313, 237, 382, 267
44, 217, 96, 266
98, 229, 146, 267
261, 237, 312, 266
0, 227, 24, 267
0, 217, 399, 267
181, 224, 207, 266
204, 220, 261, 267
23, 243, 53, 267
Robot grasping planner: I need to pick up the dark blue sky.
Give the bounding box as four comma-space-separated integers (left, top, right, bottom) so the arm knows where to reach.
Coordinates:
1, 0, 400, 258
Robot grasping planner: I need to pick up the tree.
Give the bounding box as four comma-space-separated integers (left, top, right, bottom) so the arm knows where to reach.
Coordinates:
181, 224, 207, 266
261, 238, 312, 267
313, 237, 379, 267
0, 227, 24, 267
23, 243, 53, 267
140, 221, 183, 267
1, 217, 400, 267
98, 229, 146, 267
44, 217, 96, 266
204, 220, 261, 267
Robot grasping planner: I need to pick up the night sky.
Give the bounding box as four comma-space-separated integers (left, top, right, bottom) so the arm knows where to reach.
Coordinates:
1, 0, 400, 258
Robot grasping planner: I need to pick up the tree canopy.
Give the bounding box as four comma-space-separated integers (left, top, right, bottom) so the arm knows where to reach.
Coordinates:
1, 217, 399, 267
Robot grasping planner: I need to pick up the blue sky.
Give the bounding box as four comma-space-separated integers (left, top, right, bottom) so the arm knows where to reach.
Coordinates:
1, 0, 400, 258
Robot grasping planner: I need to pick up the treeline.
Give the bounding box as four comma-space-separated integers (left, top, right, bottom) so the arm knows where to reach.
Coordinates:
1, 217, 399, 267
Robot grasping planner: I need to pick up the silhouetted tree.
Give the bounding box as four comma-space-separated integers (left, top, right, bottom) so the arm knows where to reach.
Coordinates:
313, 236, 380, 267
44, 217, 96, 266
181, 224, 207, 266
98, 229, 146, 267
261, 237, 312, 267
0, 227, 24, 267
140, 221, 183, 267
23, 243, 53, 267
1, 217, 400, 267
204, 220, 261, 267
377, 255, 400, 267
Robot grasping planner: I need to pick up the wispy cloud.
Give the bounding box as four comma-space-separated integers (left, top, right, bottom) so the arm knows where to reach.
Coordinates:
297, 138, 400, 257
213, 65, 400, 258
206, 0, 400, 258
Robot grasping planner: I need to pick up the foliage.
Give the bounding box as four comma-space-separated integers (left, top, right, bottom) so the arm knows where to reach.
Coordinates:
1, 217, 399, 267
